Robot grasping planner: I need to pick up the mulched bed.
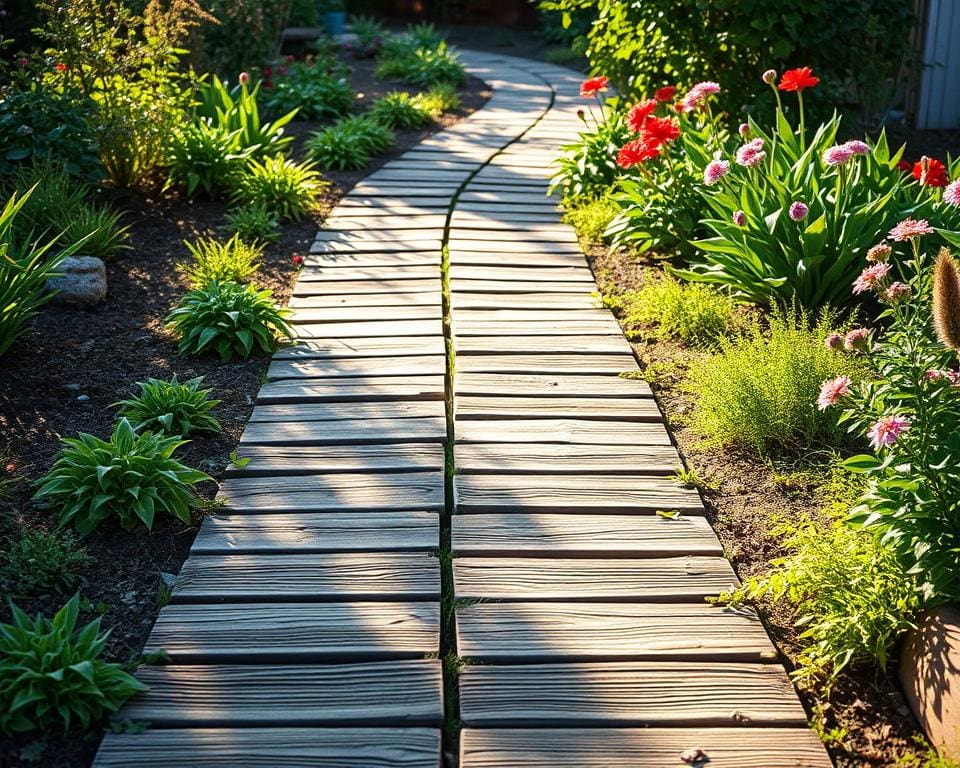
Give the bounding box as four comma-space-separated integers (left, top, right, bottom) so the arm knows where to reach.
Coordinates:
0, 53, 488, 768
587, 242, 930, 767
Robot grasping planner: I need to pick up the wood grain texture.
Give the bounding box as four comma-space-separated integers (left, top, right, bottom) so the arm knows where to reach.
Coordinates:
452, 513, 718, 557
293, 278, 439, 295
455, 354, 638, 375
268, 356, 445, 380
458, 662, 807, 727
455, 419, 669, 447
456, 396, 659, 420
453, 318, 624, 337
290, 292, 443, 308
453, 557, 734, 601
250, 401, 443, 422
456, 603, 777, 662
219, 473, 444, 512
452, 293, 600, 310
454, 334, 630, 354
117, 660, 443, 726
459, 728, 832, 767
451, 279, 596, 294
145, 602, 439, 662
454, 443, 678, 475
291, 306, 441, 324
224, 444, 445, 476
299, 266, 439, 281
173, 553, 439, 602
258, 376, 444, 403
456, 373, 652, 398
193, 511, 438, 554
239, 418, 445, 445
294, 320, 441, 340
274, 337, 445, 359
95, 728, 441, 768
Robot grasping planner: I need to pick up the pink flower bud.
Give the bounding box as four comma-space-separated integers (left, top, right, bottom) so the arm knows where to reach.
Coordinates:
824, 333, 843, 351
789, 201, 809, 221
844, 328, 871, 352
866, 243, 892, 262
238, 71, 249, 85
732, 210, 746, 227
762, 69, 777, 85
738, 122, 750, 139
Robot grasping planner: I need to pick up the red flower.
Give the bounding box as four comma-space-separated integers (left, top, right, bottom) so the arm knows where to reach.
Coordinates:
580, 76, 609, 98
897, 159, 912, 172
641, 116, 681, 146
54, 62, 67, 73
626, 99, 657, 132
291, 253, 304, 266
262, 66, 273, 77
674, 100, 687, 114
912, 156, 949, 187
654, 85, 676, 102
778, 67, 819, 92
286, 55, 295, 63
616, 138, 660, 168
262, 80, 273, 90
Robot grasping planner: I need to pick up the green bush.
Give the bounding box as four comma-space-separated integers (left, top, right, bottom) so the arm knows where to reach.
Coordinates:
224, 203, 280, 244
262, 59, 354, 120
416, 83, 461, 117
195, 75, 296, 159
347, 15, 386, 58
685, 309, 859, 455
165, 121, 253, 199
0, 594, 148, 735
195, 0, 289, 75
551, 110, 632, 201
305, 115, 394, 171
376, 41, 465, 89
232, 156, 327, 221
369, 91, 432, 130
165, 280, 294, 361
563, 197, 620, 243
1, 529, 89, 596
178, 234, 261, 288
603, 274, 739, 348
35, 418, 210, 534
113, 375, 222, 436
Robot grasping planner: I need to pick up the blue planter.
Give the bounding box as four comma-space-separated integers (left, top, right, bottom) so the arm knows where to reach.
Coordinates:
323, 11, 346, 36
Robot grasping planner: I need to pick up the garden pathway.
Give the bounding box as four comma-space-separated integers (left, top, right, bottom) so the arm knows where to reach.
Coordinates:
94, 52, 832, 767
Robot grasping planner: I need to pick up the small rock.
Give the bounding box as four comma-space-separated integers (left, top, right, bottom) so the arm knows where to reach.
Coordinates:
80, 339, 95, 354
76, 394, 90, 402
64, 383, 81, 392
680, 747, 707, 764
46, 256, 107, 305
121, 590, 138, 605
160, 572, 177, 588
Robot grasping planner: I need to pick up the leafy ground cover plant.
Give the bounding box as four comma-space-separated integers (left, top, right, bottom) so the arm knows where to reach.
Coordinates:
345, 15, 386, 59
1, 529, 89, 596
602, 273, 740, 347
262, 58, 354, 120
305, 115, 394, 171
113, 375, 222, 436
0, 594, 147, 735
224, 203, 280, 244
231, 156, 327, 221
562, 196, 620, 243
686, 307, 860, 455
165, 280, 293, 361
177, 234, 261, 288
417, 83, 461, 117
375, 28, 465, 89
34, 418, 210, 534
369, 91, 433, 130
819, 226, 960, 603
165, 121, 254, 199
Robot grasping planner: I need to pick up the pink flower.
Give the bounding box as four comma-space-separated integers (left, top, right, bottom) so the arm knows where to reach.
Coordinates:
888, 218, 933, 241
789, 201, 809, 221
681, 81, 720, 111
824, 333, 843, 351
817, 375, 852, 410
945, 179, 960, 207
238, 71, 249, 85
16, 57, 28, 68
844, 328, 872, 351
867, 415, 910, 450
852, 262, 891, 294
735, 138, 766, 168
761, 69, 777, 85
844, 140, 871, 156
738, 122, 750, 139
867, 243, 892, 262
883, 281, 912, 304
704, 159, 730, 185
823, 144, 854, 166
732, 210, 746, 226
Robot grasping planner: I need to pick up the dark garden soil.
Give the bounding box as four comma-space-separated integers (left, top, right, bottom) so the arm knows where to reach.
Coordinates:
588, 242, 930, 767
0, 55, 488, 768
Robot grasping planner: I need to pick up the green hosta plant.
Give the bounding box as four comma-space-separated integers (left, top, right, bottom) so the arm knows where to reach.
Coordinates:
165, 280, 294, 361
113, 375, 222, 436
178, 234, 262, 288
196, 74, 296, 159
369, 91, 432, 130
34, 418, 211, 534
823, 236, 960, 603
232, 156, 328, 221
376, 38, 464, 88
677, 79, 912, 309
0, 594, 148, 735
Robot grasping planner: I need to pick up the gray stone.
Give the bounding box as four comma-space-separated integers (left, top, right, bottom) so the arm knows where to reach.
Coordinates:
47, 256, 107, 305
76, 394, 90, 402
160, 572, 177, 588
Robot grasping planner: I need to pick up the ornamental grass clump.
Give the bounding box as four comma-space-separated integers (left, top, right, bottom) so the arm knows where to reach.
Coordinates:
0, 594, 148, 735
231, 156, 327, 221
178, 234, 262, 288
35, 418, 211, 535
686, 308, 860, 455
819, 226, 960, 603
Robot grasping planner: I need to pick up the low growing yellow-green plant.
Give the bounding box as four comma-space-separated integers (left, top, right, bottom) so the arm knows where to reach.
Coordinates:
563, 197, 620, 244
177, 234, 261, 288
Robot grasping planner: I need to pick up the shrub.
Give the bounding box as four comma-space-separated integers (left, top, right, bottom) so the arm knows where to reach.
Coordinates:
35, 418, 210, 534
417, 83, 461, 117
551, 110, 632, 201
685, 308, 860, 455
603, 274, 739, 347
224, 203, 280, 244
0, 594, 148, 735
0, 190, 86, 357
165, 121, 253, 199
675, 79, 910, 310
346, 15, 386, 58
826, 237, 960, 603
563, 196, 620, 244
195, 0, 290, 75
165, 280, 294, 361
722, 512, 919, 687
113, 374, 222, 436
178, 234, 261, 288
9, 161, 130, 260
369, 91, 432, 130
376, 41, 465, 89
1, 529, 89, 596
305, 115, 394, 171
232, 156, 327, 221
195, 75, 296, 159
262, 59, 354, 120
